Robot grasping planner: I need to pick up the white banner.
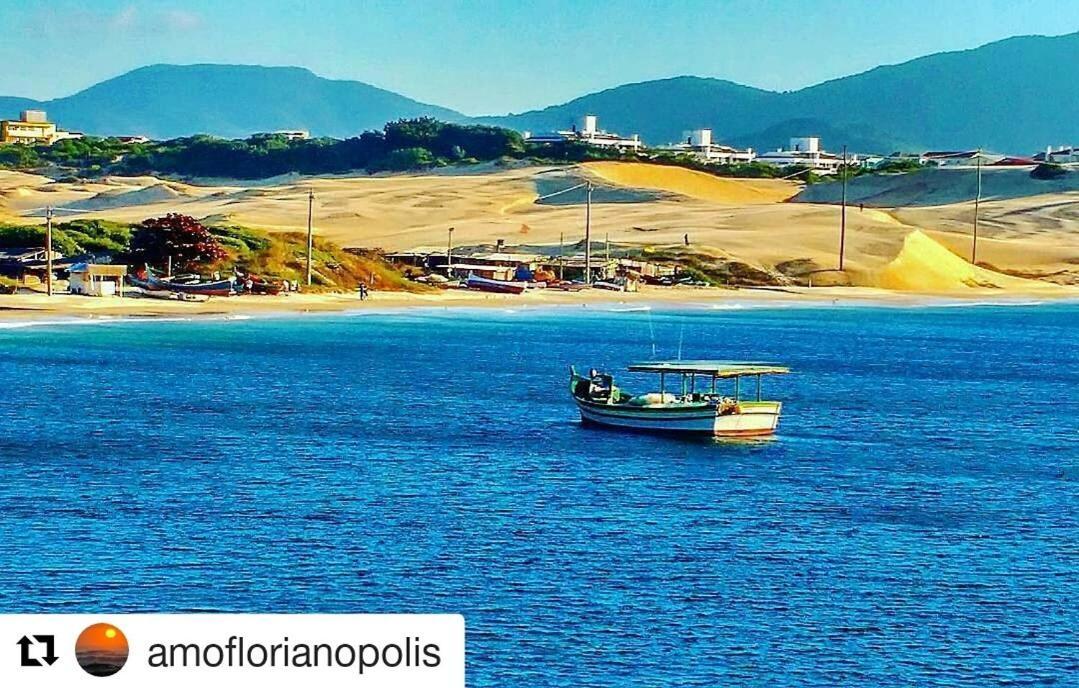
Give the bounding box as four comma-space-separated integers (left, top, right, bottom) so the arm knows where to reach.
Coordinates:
0, 614, 464, 686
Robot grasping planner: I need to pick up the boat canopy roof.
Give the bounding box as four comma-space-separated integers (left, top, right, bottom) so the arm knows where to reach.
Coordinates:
627, 361, 790, 377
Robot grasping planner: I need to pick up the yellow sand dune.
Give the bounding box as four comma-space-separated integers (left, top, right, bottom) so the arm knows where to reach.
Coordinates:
583, 161, 800, 204
863, 230, 1055, 292
1, 167, 1076, 287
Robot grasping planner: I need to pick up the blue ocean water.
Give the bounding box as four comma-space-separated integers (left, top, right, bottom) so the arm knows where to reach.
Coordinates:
0, 303, 1076, 686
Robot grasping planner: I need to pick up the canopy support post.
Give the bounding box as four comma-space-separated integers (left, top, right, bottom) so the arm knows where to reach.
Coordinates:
757, 374, 762, 402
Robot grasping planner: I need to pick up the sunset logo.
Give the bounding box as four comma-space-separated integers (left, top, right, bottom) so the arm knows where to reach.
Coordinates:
75, 623, 129, 677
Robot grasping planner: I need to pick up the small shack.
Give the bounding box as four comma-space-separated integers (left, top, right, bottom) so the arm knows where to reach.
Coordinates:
68, 263, 128, 297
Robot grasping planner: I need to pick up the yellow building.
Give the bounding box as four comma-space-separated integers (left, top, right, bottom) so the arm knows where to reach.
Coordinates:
1, 110, 59, 145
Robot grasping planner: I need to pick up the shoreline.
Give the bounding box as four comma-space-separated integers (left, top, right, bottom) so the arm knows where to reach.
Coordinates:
2, 284, 1077, 327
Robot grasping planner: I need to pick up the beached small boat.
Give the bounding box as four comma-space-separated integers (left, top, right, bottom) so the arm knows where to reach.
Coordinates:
149, 273, 235, 296
130, 269, 236, 297
570, 361, 790, 437
466, 274, 526, 294
136, 288, 210, 302
592, 280, 624, 291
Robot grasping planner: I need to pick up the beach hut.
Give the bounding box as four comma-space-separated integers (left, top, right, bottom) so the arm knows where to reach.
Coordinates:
68, 263, 128, 297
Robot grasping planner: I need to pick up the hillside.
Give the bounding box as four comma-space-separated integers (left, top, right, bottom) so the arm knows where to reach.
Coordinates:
0, 65, 465, 139
486, 32, 1079, 153
1, 32, 1076, 153
481, 77, 780, 147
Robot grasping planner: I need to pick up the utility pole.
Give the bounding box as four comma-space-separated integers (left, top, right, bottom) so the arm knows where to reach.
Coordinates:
558, 231, 564, 281
306, 189, 314, 286
839, 144, 848, 271
45, 206, 54, 296
584, 182, 593, 284
447, 227, 455, 273
972, 151, 982, 264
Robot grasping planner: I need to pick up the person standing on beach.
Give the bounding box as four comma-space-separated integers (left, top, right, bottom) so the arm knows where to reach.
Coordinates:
359, 283, 368, 300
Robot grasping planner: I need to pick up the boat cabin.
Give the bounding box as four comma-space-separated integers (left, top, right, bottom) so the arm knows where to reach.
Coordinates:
626, 361, 790, 404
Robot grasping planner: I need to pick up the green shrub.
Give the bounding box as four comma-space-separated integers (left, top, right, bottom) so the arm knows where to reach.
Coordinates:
1031, 163, 1067, 180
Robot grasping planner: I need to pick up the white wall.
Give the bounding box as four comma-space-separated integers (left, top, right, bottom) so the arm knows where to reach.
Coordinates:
789, 137, 820, 153
690, 129, 712, 147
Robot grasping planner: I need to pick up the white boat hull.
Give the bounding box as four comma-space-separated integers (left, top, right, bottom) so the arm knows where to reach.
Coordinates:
576, 400, 782, 437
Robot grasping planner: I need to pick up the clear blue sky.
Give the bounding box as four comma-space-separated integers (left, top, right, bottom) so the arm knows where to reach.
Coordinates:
2, 0, 1077, 115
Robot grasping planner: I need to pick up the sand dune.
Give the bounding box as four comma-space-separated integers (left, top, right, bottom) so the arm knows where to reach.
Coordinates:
1, 165, 1076, 294
44, 184, 190, 214
583, 162, 800, 204
858, 230, 1061, 293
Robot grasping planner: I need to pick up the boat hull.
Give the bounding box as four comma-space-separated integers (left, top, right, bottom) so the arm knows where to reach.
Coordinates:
575, 399, 782, 436
466, 275, 526, 294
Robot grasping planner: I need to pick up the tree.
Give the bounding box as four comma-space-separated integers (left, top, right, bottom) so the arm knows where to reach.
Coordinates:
372, 147, 436, 171
128, 214, 227, 271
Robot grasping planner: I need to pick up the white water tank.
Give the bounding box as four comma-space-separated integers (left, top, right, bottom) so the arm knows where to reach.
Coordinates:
690, 129, 712, 147
581, 115, 598, 135
789, 136, 820, 153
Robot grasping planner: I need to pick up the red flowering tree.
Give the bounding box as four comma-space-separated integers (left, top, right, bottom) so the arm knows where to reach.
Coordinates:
129, 214, 228, 272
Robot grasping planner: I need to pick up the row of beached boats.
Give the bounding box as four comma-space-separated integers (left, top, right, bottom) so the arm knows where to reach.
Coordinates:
462, 274, 628, 294
128, 268, 284, 300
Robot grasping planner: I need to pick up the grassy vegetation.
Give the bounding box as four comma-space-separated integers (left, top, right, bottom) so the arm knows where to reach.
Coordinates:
213, 225, 418, 292
638, 246, 789, 287
0, 219, 133, 257
0, 218, 419, 293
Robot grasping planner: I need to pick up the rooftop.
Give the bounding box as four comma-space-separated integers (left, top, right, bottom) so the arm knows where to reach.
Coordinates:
627, 361, 791, 377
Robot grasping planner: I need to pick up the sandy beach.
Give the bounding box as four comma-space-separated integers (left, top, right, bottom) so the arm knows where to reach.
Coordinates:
3, 282, 1077, 327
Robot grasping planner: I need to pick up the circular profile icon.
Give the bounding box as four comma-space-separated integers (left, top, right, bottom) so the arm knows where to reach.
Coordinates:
75, 623, 129, 677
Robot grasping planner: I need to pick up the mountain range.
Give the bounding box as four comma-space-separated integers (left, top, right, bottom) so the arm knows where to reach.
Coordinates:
0, 64, 464, 141
2, 32, 1077, 153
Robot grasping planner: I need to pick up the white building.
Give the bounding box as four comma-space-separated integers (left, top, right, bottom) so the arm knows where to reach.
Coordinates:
525, 115, 642, 152
755, 136, 848, 173
68, 263, 128, 297
273, 130, 311, 141
921, 150, 1004, 167
657, 129, 756, 164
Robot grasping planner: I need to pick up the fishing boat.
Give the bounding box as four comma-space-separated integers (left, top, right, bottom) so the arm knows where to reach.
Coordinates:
465, 274, 526, 294
570, 361, 790, 437
130, 268, 236, 297
592, 280, 624, 292
137, 288, 210, 302
148, 273, 235, 296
